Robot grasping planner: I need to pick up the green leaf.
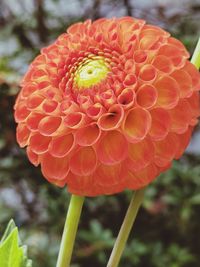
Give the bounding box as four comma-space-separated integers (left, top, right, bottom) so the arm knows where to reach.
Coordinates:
0, 219, 16, 243
0, 220, 32, 267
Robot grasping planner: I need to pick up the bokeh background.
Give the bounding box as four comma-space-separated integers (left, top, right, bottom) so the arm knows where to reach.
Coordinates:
0, 0, 200, 266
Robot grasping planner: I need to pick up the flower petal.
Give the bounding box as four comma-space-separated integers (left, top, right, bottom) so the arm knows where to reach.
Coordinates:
183, 61, 200, 89
15, 104, 31, 122
127, 138, 155, 171
49, 133, 74, 157
27, 94, 44, 109
95, 163, 122, 186
38, 116, 62, 136
64, 112, 86, 129
69, 146, 97, 176
127, 164, 158, 189
26, 112, 45, 131
98, 104, 124, 131
170, 70, 193, 98
152, 55, 173, 73
75, 123, 101, 146
16, 124, 31, 147
139, 64, 157, 82
27, 147, 39, 166
149, 108, 170, 140
154, 76, 180, 109
30, 133, 51, 154
41, 153, 69, 180
66, 171, 96, 196
168, 99, 192, 134
154, 133, 179, 167
117, 88, 135, 109
174, 127, 193, 159
123, 107, 151, 142
96, 130, 128, 165
136, 84, 157, 109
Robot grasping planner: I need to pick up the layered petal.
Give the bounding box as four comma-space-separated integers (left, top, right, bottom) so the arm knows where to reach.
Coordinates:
123, 107, 151, 142
69, 146, 97, 176
41, 153, 69, 180
96, 130, 128, 165
14, 17, 200, 196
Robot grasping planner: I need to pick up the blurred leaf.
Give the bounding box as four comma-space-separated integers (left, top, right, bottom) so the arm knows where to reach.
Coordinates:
0, 220, 32, 267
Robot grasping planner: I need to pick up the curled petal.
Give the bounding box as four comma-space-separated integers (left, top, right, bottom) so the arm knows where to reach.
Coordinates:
124, 59, 136, 73
123, 107, 151, 142
158, 44, 187, 67
123, 74, 137, 87
30, 133, 51, 154
149, 108, 170, 140
170, 70, 193, 98
187, 92, 200, 119
69, 146, 97, 176
15, 104, 31, 122
127, 164, 158, 189
66, 171, 96, 196
154, 76, 180, 109
38, 116, 62, 136
168, 99, 192, 134
27, 112, 45, 131
86, 103, 105, 120
41, 153, 69, 180
134, 50, 148, 64
16, 124, 31, 147
139, 26, 168, 50
96, 130, 128, 165
117, 88, 135, 109
139, 64, 157, 82
64, 112, 86, 129
127, 138, 155, 171
75, 123, 101, 146
67, 22, 84, 34
174, 127, 193, 159
27, 147, 39, 166
60, 100, 80, 114
154, 133, 179, 167
95, 163, 122, 186
77, 95, 93, 110
42, 99, 58, 114
49, 133, 74, 158
27, 94, 45, 109
168, 37, 190, 57
100, 89, 116, 108
98, 104, 124, 131
21, 84, 38, 97
31, 69, 48, 81
181, 61, 200, 90
152, 55, 173, 73
136, 84, 157, 109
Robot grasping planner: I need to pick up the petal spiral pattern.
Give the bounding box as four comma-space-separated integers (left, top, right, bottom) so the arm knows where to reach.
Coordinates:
14, 17, 200, 196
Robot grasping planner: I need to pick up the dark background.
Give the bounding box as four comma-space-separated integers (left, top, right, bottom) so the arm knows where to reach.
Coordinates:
0, 0, 200, 266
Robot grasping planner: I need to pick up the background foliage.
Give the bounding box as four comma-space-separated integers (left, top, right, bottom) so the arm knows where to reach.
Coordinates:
0, 0, 200, 266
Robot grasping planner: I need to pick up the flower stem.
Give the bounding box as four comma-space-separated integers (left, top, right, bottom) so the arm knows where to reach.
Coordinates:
107, 188, 145, 267
56, 194, 85, 267
191, 37, 200, 69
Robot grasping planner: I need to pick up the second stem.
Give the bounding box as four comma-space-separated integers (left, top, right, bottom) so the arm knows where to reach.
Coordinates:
107, 188, 145, 267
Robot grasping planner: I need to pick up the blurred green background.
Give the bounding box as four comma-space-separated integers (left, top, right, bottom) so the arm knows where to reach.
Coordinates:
0, 0, 200, 266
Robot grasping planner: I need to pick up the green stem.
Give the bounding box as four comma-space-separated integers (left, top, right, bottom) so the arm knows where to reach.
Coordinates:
107, 188, 145, 267
56, 194, 85, 267
191, 37, 200, 69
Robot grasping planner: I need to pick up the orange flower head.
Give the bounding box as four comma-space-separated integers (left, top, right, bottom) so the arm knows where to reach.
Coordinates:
14, 17, 200, 196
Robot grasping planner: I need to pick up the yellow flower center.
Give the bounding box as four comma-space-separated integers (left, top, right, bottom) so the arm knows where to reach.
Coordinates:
74, 56, 109, 89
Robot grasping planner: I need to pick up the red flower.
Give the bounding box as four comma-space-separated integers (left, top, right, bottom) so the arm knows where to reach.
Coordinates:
14, 17, 200, 196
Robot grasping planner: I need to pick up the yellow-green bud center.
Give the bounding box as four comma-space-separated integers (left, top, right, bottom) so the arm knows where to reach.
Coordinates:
74, 57, 109, 89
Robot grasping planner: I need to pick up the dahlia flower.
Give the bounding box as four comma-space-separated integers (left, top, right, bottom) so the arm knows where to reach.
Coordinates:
14, 17, 200, 196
